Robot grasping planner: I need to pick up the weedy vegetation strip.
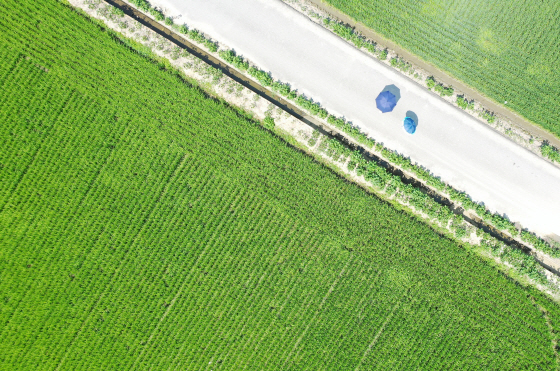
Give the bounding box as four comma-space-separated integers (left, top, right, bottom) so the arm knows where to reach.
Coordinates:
2, 0, 560, 369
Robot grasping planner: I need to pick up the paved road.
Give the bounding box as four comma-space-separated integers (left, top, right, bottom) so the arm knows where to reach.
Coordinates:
153, 0, 560, 237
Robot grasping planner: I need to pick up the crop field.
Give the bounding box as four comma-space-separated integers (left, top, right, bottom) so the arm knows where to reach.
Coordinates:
323, 0, 560, 138
1, 0, 560, 369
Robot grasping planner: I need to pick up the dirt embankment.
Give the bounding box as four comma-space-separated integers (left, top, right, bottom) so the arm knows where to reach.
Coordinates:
305, 0, 560, 150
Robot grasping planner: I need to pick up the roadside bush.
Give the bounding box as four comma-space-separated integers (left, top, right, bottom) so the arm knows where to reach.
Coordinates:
426, 76, 436, 90
231, 55, 248, 70
481, 110, 496, 124
541, 142, 560, 163
204, 40, 217, 52
219, 50, 249, 70
187, 29, 217, 52
324, 19, 352, 39
323, 19, 371, 51
149, 8, 164, 21
390, 57, 412, 73
340, 122, 359, 136
130, 0, 150, 11
378, 49, 388, 60
262, 116, 275, 130
486, 213, 510, 230
432, 81, 453, 97
457, 95, 466, 109
177, 24, 188, 34
165, 17, 173, 26
442, 86, 454, 97
247, 67, 272, 86
521, 230, 560, 258
474, 204, 486, 217
218, 49, 234, 61
456, 95, 474, 110
324, 19, 384, 59
349, 33, 365, 49
271, 81, 291, 96
295, 95, 327, 118
354, 132, 369, 145
327, 114, 345, 129
426, 176, 446, 191
365, 42, 376, 54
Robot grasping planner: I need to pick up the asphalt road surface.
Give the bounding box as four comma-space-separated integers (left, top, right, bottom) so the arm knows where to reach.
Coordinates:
152, 0, 560, 238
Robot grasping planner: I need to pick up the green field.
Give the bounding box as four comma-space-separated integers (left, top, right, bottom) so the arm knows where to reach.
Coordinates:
1, 0, 560, 369
323, 0, 560, 138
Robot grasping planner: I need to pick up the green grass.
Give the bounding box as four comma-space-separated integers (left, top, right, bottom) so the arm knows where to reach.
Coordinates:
324, 0, 560, 138
1, 0, 560, 369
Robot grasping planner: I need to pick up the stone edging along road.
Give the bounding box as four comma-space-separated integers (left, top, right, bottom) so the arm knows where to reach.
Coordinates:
305, 0, 560, 151
102, 0, 560, 277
